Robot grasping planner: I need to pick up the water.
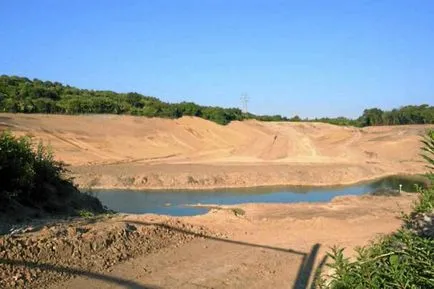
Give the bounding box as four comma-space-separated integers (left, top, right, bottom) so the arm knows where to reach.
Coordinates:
92, 176, 426, 216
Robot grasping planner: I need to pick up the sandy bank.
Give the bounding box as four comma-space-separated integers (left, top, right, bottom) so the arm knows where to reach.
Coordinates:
1, 113, 432, 190
1, 193, 418, 289
70, 163, 424, 190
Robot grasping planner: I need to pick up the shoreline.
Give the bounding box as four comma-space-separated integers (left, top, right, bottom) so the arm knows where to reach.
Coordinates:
77, 172, 428, 192
2, 192, 419, 289
4, 114, 431, 193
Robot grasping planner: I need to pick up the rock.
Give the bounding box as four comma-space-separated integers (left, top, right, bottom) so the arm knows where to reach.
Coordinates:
91, 242, 97, 251
408, 212, 434, 238
423, 214, 432, 223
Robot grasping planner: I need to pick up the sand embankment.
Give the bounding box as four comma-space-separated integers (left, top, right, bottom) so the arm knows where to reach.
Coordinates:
1, 113, 432, 189
0, 193, 418, 289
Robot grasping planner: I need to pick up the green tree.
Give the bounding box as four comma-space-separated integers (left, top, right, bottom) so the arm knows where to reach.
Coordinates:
1, 75, 433, 127
359, 108, 384, 126
0, 131, 106, 216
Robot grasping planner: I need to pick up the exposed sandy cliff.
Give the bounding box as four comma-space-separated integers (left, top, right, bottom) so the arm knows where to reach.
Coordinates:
1, 114, 432, 189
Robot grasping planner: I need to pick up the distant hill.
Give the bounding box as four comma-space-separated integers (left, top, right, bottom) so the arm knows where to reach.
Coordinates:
0, 75, 433, 126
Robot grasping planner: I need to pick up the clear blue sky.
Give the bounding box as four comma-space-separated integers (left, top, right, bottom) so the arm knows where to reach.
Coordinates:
1, 0, 433, 118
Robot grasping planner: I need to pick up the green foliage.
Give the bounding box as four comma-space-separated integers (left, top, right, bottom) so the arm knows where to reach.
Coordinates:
421, 130, 434, 178
77, 209, 95, 218
321, 187, 434, 289
359, 108, 384, 126
2, 75, 433, 126
320, 130, 434, 289
0, 75, 249, 125
0, 130, 105, 216
358, 105, 434, 127
256, 114, 290, 122
312, 105, 434, 127
311, 117, 361, 127
323, 230, 434, 289
411, 186, 434, 216
0, 131, 62, 204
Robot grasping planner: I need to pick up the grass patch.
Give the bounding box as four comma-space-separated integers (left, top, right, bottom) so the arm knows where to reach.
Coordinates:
77, 209, 95, 218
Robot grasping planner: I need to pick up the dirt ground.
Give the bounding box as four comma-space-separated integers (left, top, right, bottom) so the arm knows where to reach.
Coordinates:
0, 114, 429, 288
1, 113, 432, 189
0, 193, 417, 289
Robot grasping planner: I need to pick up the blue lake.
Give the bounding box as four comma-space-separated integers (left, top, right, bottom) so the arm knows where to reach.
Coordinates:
92, 176, 424, 216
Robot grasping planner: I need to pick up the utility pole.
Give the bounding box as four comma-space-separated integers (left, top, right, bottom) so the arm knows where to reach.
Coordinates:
240, 93, 249, 114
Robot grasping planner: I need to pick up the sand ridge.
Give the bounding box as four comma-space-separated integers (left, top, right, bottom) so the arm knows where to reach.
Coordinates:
1, 113, 432, 189
0, 113, 430, 288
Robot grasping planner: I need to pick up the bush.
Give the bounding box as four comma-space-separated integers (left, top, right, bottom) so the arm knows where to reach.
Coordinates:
421, 129, 434, 182
320, 186, 434, 289
322, 229, 434, 289
0, 130, 106, 217
320, 130, 434, 289
0, 131, 62, 203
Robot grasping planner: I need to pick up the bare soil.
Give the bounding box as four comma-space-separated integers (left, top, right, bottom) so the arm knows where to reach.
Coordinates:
1, 113, 432, 189
0, 215, 219, 289
0, 114, 429, 288
0, 194, 418, 289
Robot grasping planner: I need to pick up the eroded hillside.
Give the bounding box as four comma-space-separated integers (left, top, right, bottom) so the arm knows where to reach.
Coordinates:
0, 114, 432, 189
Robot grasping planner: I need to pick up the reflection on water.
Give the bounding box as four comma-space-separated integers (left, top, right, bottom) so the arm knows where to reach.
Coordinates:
369, 175, 427, 192
93, 176, 426, 217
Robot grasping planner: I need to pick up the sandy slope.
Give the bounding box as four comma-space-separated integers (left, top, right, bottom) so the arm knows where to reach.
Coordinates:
0, 113, 432, 189
0, 113, 429, 288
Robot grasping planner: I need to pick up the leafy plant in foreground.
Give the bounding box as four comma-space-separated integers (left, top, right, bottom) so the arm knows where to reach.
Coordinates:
322, 228, 434, 289
421, 129, 434, 181
319, 130, 434, 289
0, 130, 106, 216
0, 130, 65, 205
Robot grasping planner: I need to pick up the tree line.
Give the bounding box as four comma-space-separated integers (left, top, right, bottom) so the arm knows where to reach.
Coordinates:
0, 75, 433, 126
310, 104, 434, 127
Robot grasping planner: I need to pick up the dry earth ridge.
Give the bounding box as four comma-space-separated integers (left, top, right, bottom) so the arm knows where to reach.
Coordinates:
0, 114, 432, 288
1, 113, 432, 189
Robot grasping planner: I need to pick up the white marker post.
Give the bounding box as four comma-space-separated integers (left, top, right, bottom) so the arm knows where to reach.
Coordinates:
399, 184, 402, 193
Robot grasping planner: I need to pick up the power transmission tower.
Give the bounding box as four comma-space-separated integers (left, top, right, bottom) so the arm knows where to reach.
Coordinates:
240, 93, 249, 114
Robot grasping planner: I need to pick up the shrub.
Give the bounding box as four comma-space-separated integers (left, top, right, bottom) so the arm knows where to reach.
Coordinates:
0, 130, 106, 217
320, 184, 434, 289
0, 131, 63, 204
322, 229, 434, 289
319, 130, 434, 289
421, 129, 434, 182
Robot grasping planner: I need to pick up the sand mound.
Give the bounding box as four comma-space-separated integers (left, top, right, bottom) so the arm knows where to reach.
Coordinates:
1, 114, 431, 165
1, 114, 432, 189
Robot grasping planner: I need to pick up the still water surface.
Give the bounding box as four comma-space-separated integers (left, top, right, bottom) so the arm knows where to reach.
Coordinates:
93, 176, 424, 216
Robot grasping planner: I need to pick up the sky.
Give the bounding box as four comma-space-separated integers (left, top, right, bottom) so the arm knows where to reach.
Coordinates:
1, 0, 433, 118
